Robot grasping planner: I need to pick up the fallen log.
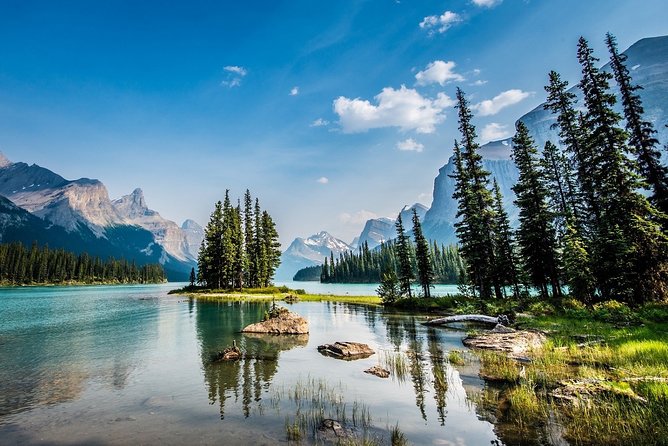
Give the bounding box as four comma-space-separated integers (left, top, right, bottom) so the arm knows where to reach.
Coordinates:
423, 314, 501, 326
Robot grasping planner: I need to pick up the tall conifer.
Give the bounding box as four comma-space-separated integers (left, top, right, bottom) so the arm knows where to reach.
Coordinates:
395, 213, 413, 298
412, 208, 433, 298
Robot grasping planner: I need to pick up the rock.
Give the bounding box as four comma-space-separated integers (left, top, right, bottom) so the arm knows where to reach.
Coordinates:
491, 323, 516, 334
318, 342, 375, 360
364, 365, 390, 378
212, 341, 242, 362
463, 330, 545, 357
241, 309, 309, 334
318, 419, 351, 439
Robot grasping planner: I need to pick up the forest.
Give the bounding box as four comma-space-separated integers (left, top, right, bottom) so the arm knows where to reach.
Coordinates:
0, 241, 165, 285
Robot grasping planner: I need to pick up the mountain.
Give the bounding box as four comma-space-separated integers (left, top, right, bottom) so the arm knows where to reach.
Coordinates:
182, 219, 204, 259
112, 188, 194, 262
275, 231, 352, 281
356, 203, 428, 250
519, 35, 668, 160
0, 154, 195, 280
422, 139, 519, 246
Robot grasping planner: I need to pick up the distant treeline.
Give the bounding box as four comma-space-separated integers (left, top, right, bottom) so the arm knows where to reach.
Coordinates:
0, 241, 166, 285
304, 241, 464, 284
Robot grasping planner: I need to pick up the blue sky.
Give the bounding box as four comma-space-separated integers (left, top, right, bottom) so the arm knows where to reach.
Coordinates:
1, 0, 667, 246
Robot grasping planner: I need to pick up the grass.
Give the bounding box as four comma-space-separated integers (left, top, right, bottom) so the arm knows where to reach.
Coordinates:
379, 350, 410, 382
171, 285, 381, 305
473, 313, 668, 445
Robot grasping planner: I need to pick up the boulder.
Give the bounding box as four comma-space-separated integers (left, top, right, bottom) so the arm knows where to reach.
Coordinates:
318, 342, 375, 360
241, 309, 309, 334
463, 330, 545, 357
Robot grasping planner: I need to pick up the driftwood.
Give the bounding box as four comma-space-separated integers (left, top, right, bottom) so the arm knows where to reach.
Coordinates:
423, 314, 501, 326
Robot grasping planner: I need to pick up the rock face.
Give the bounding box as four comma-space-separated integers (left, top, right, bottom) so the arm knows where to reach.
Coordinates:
356, 203, 428, 250
241, 309, 309, 334
317, 342, 375, 360
181, 219, 204, 259
112, 188, 194, 262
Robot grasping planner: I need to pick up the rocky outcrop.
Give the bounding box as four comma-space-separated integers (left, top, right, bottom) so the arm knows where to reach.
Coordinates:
241, 308, 309, 334
463, 329, 546, 357
181, 219, 204, 259
318, 342, 375, 360
112, 188, 194, 261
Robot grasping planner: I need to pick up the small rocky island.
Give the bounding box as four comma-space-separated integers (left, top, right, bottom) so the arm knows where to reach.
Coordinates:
317, 341, 375, 360
241, 305, 309, 335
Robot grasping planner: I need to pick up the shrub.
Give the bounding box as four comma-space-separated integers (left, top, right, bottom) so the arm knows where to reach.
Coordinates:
562, 297, 589, 318
527, 300, 557, 316
592, 300, 638, 324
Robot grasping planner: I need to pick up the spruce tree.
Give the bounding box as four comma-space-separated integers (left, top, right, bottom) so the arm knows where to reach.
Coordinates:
541, 140, 580, 234
412, 208, 433, 298
512, 121, 561, 299
395, 213, 413, 298
243, 189, 255, 286
606, 32, 668, 216
252, 198, 264, 288
260, 211, 281, 287
577, 36, 668, 303
189, 267, 196, 287
199, 200, 224, 289
231, 202, 245, 290
454, 88, 501, 300
491, 179, 521, 298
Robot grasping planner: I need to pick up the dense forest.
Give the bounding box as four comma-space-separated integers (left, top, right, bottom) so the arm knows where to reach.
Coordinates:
0, 241, 165, 285
446, 33, 668, 306
197, 189, 281, 290
306, 240, 464, 285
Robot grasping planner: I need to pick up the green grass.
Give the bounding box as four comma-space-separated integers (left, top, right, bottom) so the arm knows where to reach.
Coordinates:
176, 288, 381, 305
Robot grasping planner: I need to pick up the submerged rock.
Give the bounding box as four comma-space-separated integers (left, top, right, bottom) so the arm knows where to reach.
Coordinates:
364, 365, 390, 378
318, 342, 375, 360
212, 340, 242, 362
241, 308, 309, 334
318, 419, 352, 439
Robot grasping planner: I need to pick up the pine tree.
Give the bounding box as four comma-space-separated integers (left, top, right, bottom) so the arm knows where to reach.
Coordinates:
491, 179, 522, 298
454, 88, 501, 300
189, 267, 196, 287
577, 36, 668, 303
512, 121, 561, 299
395, 213, 413, 298
199, 200, 224, 289
252, 198, 264, 288
231, 202, 245, 290
541, 140, 580, 234
243, 189, 255, 286
606, 32, 668, 216
412, 208, 433, 298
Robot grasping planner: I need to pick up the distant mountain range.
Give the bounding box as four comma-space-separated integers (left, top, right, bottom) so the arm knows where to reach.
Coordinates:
280, 35, 668, 281
0, 153, 203, 280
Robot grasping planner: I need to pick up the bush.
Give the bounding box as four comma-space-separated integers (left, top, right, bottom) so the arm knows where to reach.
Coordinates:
592, 300, 638, 324
637, 302, 668, 323
561, 297, 589, 318
527, 300, 557, 316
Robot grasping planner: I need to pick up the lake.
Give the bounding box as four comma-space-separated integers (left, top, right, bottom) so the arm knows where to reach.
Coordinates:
0, 283, 554, 445
275, 281, 461, 297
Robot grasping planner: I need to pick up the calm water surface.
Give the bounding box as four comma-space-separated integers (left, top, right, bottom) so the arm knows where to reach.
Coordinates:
0, 283, 551, 445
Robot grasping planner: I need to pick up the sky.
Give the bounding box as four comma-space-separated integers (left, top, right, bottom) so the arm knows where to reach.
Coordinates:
1, 0, 667, 247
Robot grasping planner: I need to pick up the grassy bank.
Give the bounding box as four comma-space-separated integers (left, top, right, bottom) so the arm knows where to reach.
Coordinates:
169, 285, 381, 305
472, 306, 668, 445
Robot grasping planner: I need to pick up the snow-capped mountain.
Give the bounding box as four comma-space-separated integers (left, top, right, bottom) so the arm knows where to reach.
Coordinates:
356, 202, 429, 249
275, 231, 352, 281
182, 219, 204, 259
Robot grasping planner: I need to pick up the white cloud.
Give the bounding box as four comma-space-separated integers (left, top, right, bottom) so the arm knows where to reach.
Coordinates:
317, 177, 329, 184
419, 10, 462, 34
434, 92, 456, 108
470, 79, 488, 86
472, 0, 502, 7
473, 89, 532, 116
310, 118, 329, 127
290, 86, 299, 96
221, 65, 248, 88
415, 60, 464, 86
397, 138, 424, 152
480, 123, 511, 142
472, 68, 482, 76
333, 85, 449, 134
339, 210, 378, 225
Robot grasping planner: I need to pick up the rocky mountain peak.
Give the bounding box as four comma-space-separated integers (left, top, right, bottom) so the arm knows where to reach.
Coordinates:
0, 152, 12, 168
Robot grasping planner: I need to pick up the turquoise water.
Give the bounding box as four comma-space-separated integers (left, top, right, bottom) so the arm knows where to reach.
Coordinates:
0, 283, 542, 445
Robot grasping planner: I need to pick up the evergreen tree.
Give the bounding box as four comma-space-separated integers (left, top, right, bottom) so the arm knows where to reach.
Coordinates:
199, 200, 224, 289
541, 141, 580, 234
491, 179, 522, 298
231, 202, 245, 290
577, 36, 668, 303
243, 189, 255, 286
377, 270, 401, 304
253, 198, 265, 288
395, 213, 413, 298
561, 223, 595, 302
260, 211, 281, 287
189, 267, 196, 287
454, 88, 501, 300
412, 208, 434, 298
606, 32, 668, 216
512, 121, 561, 299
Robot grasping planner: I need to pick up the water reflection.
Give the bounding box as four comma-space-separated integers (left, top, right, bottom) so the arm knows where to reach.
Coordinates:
195, 300, 308, 419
